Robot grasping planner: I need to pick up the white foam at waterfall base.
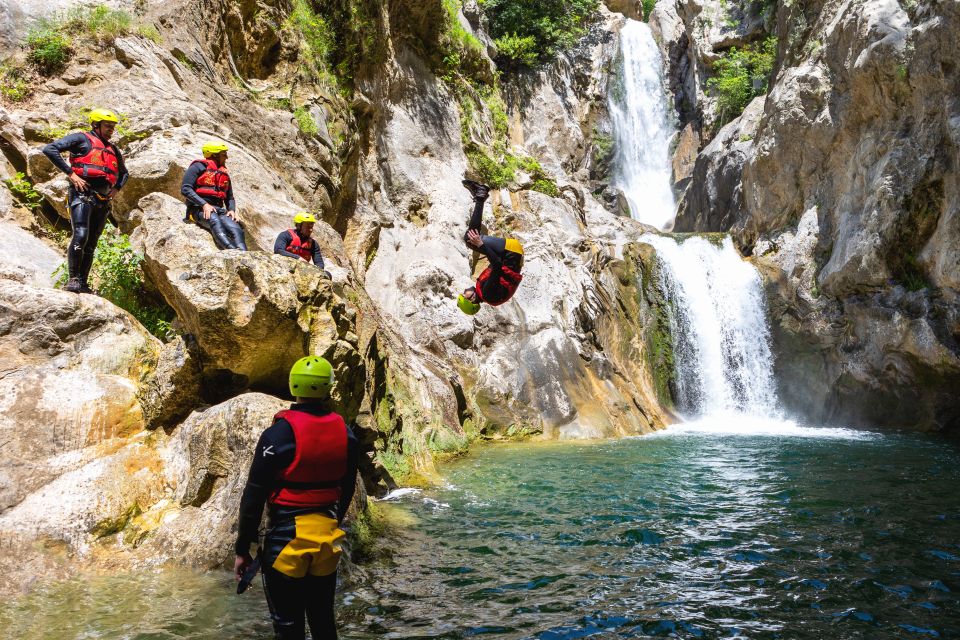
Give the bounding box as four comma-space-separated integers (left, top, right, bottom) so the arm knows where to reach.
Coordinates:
644, 235, 780, 417
609, 20, 677, 230
658, 413, 876, 440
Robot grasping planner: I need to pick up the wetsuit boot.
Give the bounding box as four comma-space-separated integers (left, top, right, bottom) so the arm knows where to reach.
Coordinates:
462, 179, 490, 202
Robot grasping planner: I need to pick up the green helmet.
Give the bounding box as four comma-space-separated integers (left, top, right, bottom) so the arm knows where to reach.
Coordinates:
457, 293, 480, 315
289, 356, 334, 398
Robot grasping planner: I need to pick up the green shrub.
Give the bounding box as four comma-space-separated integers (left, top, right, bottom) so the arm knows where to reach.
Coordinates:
285, 0, 335, 81
137, 24, 162, 44
642, 0, 657, 21
443, 0, 483, 53
468, 148, 515, 188
531, 177, 560, 197
54, 227, 175, 339
65, 4, 133, 43
26, 22, 71, 74
479, 0, 600, 67
3, 172, 45, 210
707, 36, 776, 127
493, 34, 539, 67
293, 105, 320, 135
0, 63, 31, 102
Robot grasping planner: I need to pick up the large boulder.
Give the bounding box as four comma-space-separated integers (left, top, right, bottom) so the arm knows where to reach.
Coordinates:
131, 193, 363, 398
0, 279, 160, 511
134, 393, 284, 567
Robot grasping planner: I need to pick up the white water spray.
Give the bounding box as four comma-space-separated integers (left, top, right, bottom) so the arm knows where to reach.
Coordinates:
643, 235, 781, 419
609, 20, 677, 230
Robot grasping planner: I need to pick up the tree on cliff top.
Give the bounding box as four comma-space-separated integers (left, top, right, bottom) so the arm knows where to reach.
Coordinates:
479, 0, 600, 68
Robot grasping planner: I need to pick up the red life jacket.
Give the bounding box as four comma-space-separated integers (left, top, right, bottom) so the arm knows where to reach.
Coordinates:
191, 158, 231, 201
285, 229, 314, 260
475, 265, 523, 306
69, 132, 119, 186
269, 409, 348, 508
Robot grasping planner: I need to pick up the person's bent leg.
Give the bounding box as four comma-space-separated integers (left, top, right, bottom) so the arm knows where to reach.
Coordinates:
193, 212, 231, 250
304, 571, 339, 640
221, 215, 247, 250
77, 201, 110, 287
263, 567, 307, 640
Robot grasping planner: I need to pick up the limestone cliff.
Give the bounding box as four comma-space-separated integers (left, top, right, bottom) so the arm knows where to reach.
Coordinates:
658, 0, 960, 431
0, 0, 670, 583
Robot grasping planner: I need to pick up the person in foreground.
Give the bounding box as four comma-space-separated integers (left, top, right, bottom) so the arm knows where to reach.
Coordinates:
274, 212, 328, 273
42, 108, 129, 294
181, 141, 247, 250
457, 179, 524, 315
234, 356, 359, 640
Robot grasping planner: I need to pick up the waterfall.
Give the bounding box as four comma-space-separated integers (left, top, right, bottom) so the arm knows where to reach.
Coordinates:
609, 20, 677, 230
642, 235, 781, 419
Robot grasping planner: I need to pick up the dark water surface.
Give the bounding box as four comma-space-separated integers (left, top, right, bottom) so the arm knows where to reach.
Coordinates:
5, 426, 960, 639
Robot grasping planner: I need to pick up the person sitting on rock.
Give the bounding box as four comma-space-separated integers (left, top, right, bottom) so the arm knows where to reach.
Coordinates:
180, 141, 247, 250
274, 213, 328, 275
234, 356, 359, 640
41, 108, 129, 294
457, 179, 524, 315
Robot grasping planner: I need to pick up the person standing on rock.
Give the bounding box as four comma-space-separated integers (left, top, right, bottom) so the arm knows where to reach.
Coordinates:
457, 179, 525, 315
234, 356, 359, 640
274, 212, 329, 276
181, 141, 247, 250
41, 108, 129, 294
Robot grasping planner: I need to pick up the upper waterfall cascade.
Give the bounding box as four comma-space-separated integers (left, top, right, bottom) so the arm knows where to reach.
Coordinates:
644, 235, 782, 419
609, 20, 677, 230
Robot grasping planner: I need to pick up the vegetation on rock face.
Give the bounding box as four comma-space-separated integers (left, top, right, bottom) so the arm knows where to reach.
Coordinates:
39, 107, 143, 142
479, 0, 600, 68
54, 228, 174, 339
0, 62, 31, 102
707, 36, 777, 127
3, 172, 45, 211
25, 5, 160, 75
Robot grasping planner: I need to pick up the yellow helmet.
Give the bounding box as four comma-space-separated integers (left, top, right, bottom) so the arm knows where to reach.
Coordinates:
457, 293, 480, 315
294, 212, 317, 225
202, 141, 229, 158
504, 238, 524, 255
89, 108, 119, 124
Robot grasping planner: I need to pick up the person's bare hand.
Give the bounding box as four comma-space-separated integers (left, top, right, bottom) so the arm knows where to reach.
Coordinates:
466, 229, 483, 249
106, 188, 117, 200
234, 554, 252, 581
202, 203, 216, 220
68, 173, 89, 192
226, 210, 239, 221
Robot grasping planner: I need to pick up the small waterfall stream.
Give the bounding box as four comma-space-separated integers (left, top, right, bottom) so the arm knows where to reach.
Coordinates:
609, 20, 677, 230
642, 235, 781, 419
611, 19, 782, 421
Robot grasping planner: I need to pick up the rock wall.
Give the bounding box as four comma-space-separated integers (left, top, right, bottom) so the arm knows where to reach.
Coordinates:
0, 0, 673, 584
658, 0, 960, 431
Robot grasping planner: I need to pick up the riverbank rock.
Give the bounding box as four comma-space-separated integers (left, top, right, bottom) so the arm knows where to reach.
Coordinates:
0, 279, 159, 511
130, 193, 360, 397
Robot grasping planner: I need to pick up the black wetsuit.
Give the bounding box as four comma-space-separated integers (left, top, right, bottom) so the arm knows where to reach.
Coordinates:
463, 196, 522, 304
42, 131, 129, 286
235, 401, 359, 640
274, 230, 325, 268
180, 160, 247, 250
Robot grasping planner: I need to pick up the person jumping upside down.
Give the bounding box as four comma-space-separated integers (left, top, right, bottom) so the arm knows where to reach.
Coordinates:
457, 179, 524, 315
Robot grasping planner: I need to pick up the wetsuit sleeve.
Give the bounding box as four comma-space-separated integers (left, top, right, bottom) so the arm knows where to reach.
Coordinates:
273, 230, 300, 258
337, 425, 360, 524
41, 132, 89, 175
225, 183, 236, 212
312, 240, 324, 268
234, 419, 297, 556
180, 162, 208, 208
113, 145, 129, 190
